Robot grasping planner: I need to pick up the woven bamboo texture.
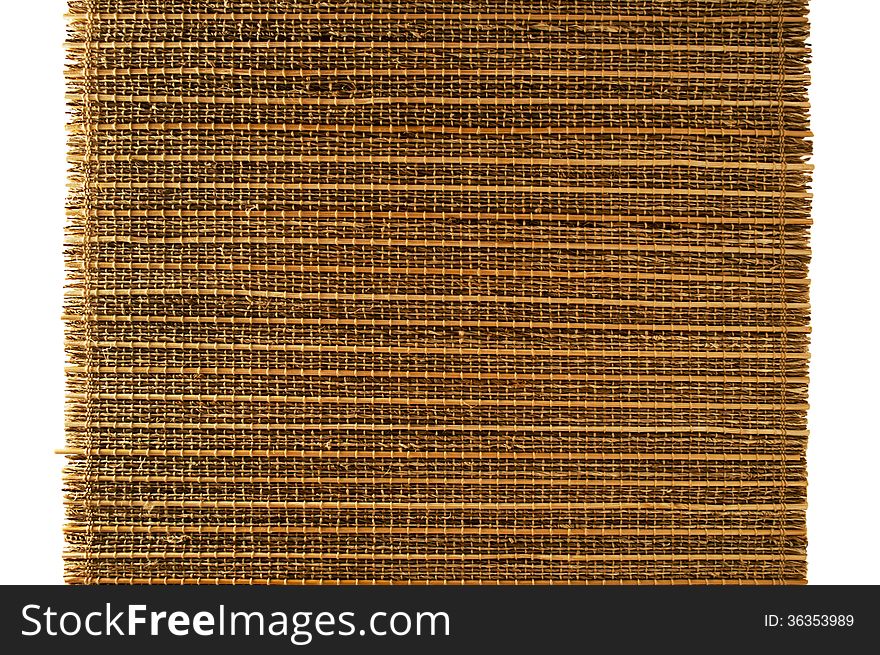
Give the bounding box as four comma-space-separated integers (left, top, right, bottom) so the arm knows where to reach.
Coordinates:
64, 0, 811, 584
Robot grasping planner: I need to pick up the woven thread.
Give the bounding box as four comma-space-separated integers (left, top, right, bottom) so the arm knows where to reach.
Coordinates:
64, 0, 811, 584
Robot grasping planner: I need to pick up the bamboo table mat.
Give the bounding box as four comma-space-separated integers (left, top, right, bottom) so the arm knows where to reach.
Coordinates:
64, 0, 811, 584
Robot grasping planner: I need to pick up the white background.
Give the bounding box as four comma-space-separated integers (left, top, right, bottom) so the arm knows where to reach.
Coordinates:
0, 1, 877, 585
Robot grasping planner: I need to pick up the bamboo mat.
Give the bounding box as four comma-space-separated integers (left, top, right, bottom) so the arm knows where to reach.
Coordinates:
63, 1, 811, 584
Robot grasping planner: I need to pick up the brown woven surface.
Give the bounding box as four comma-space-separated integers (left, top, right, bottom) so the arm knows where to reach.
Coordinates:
63, 0, 811, 584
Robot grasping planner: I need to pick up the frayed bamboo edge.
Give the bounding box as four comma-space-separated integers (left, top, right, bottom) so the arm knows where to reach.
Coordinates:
63, 0, 98, 586
770, 0, 812, 585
